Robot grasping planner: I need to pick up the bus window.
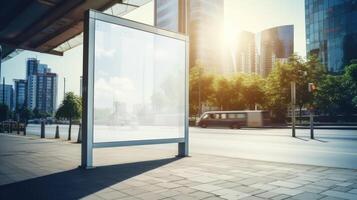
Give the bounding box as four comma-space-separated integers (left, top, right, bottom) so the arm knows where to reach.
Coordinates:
209, 114, 215, 119
237, 113, 246, 119
227, 113, 236, 119
214, 114, 220, 119
202, 114, 209, 119
221, 113, 227, 119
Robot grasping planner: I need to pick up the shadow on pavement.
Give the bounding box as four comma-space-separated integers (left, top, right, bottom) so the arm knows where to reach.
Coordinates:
0, 157, 178, 200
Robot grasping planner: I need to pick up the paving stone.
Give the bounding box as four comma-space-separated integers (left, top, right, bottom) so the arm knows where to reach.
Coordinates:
322, 190, 357, 200
297, 185, 328, 193
270, 181, 301, 189
254, 191, 279, 199
348, 188, 357, 194
270, 188, 303, 196
96, 191, 128, 200
289, 192, 324, 200
270, 194, 291, 200
189, 191, 215, 199
192, 184, 223, 192
331, 186, 351, 192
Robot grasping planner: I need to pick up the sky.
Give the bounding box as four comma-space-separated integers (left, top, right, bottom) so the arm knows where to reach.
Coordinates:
1, 0, 306, 107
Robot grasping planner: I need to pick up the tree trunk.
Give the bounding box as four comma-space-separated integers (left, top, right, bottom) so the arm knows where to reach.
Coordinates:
68, 117, 72, 141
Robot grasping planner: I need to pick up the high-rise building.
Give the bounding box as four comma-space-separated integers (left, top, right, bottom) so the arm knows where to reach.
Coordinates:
25, 58, 57, 115
236, 31, 256, 74
155, 0, 224, 74
188, 0, 224, 73
259, 25, 294, 77
14, 79, 27, 110
305, 0, 357, 72
154, 0, 186, 33
0, 84, 14, 110
36, 73, 57, 114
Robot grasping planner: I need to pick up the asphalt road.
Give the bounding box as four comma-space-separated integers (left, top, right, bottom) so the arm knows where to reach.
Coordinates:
186, 127, 357, 169
25, 124, 357, 169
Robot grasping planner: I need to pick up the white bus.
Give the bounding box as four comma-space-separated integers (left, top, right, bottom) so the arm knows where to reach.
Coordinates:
196, 110, 270, 128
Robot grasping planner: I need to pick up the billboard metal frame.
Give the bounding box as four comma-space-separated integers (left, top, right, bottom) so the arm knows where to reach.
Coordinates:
81, 10, 189, 169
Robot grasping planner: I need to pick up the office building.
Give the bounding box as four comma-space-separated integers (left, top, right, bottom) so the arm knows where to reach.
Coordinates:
154, 0, 186, 33
155, 0, 224, 74
36, 73, 58, 114
25, 58, 58, 115
0, 84, 14, 110
236, 31, 256, 74
14, 79, 26, 110
305, 0, 357, 72
259, 25, 294, 77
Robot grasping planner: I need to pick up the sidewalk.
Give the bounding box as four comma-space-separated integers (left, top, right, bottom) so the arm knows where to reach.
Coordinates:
1, 134, 357, 200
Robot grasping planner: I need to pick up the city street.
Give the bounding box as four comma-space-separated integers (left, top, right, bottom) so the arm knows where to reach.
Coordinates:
25, 124, 357, 169
187, 127, 357, 169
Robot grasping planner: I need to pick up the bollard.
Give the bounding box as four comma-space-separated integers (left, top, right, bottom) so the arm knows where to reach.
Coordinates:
23, 123, 26, 136
77, 124, 82, 143
55, 125, 60, 139
8, 122, 11, 133
40, 121, 45, 138
17, 121, 20, 135
310, 110, 314, 139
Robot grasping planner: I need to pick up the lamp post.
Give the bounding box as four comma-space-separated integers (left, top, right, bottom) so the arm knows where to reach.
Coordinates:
291, 81, 296, 137
291, 70, 307, 137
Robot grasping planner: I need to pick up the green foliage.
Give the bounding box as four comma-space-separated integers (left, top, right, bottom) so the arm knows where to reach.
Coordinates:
189, 66, 214, 116
314, 63, 357, 116
19, 107, 33, 122
264, 55, 326, 122
188, 56, 356, 122
55, 92, 82, 121
0, 104, 9, 122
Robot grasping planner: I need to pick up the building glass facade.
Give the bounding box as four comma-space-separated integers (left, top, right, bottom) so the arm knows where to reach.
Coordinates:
0, 84, 14, 110
155, 0, 224, 74
305, 0, 357, 72
25, 58, 57, 115
14, 79, 26, 110
259, 25, 294, 77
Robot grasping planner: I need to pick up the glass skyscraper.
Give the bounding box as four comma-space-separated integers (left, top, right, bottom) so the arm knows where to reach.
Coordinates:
305, 0, 357, 72
155, 0, 224, 74
259, 25, 294, 77
14, 79, 26, 110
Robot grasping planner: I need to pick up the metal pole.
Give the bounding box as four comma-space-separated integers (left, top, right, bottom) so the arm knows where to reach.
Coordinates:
0, 45, 2, 93
310, 109, 314, 139
63, 77, 66, 99
2, 77, 5, 106
291, 81, 296, 137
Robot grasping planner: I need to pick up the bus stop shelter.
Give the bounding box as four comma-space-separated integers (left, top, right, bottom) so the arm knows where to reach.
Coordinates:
0, 0, 189, 169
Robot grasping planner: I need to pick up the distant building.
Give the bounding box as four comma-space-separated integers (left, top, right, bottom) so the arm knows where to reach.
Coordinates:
236, 31, 256, 74
305, 0, 357, 72
25, 58, 58, 115
14, 79, 27, 110
259, 25, 294, 77
0, 84, 14, 110
36, 73, 58, 114
155, 0, 224, 74
154, 0, 186, 33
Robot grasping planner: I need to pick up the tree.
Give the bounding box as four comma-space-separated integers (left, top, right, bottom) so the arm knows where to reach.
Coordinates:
189, 66, 214, 116
242, 74, 266, 110
55, 92, 82, 140
265, 55, 325, 122
0, 104, 9, 122
212, 76, 233, 110
19, 107, 33, 123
